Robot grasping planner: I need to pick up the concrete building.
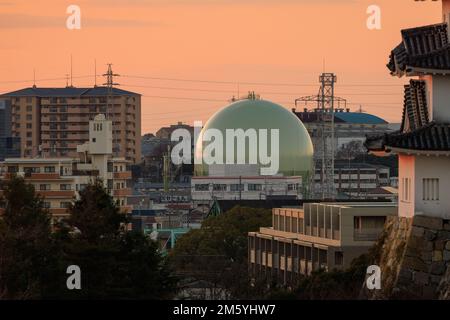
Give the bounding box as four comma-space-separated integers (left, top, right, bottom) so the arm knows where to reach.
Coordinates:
293, 108, 393, 157
0, 114, 132, 220
248, 202, 397, 286
365, 2, 450, 219
192, 175, 303, 202
314, 161, 391, 199
155, 122, 194, 140
0, 86, 141, 163
0, 99, 20, 160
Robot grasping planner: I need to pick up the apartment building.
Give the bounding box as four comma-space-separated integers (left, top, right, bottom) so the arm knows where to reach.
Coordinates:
248, 202, 397, 286
0, 114, 133, 220
0, 99, 21, 160
0, 86, 141, 163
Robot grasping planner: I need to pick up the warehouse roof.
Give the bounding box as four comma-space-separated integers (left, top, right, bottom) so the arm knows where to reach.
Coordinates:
294, 111, 387, 125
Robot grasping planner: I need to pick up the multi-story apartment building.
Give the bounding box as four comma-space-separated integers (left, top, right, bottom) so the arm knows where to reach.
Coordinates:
248, 202, 397, 286
0, 114, 133, 220
0, 99, 21, 160
0, 86, 141, 163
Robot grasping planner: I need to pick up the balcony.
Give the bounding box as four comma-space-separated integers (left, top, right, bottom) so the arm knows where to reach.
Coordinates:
27, 173, 61, 180
49, 208, 70, 216
113, 188, 132, 197
37, 190, 75, 198
113, 171, 132, 179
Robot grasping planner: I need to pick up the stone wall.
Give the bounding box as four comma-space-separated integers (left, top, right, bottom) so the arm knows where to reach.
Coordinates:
364, 215, 450, 299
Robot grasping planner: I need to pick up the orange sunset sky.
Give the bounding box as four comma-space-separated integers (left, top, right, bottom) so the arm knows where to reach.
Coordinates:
0, 0, 443, 134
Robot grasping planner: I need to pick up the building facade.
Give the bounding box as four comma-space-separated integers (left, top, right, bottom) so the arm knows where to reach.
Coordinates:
293, 108, 392, 158
0, 87, 141, 163
314, 161, 391, 199
0, 114, 132, 220
248, 202, 397, 286
0, 99, 20, 160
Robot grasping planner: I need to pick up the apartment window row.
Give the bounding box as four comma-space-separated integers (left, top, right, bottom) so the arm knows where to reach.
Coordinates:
42, 201, 71, 209
194, 183, 298, 192
38, 184, 72, 191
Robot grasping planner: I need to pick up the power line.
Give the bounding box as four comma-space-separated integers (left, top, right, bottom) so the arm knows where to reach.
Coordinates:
122, 83, 402, 96
121, 74, 406, 87
0, 75, 94, 84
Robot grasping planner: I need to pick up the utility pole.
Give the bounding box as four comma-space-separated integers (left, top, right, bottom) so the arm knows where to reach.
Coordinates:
295, 73, 346, 200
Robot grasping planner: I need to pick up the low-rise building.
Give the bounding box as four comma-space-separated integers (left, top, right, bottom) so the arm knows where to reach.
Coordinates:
0, 114, 132, 220
248, 202, 397, 286
314, 161, 391, 199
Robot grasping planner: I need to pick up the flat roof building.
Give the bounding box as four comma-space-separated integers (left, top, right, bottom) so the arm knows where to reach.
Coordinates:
248, 202, 397, 286
0, 86, 141, 163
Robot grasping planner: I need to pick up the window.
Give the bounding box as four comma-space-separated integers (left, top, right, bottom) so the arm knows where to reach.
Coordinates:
423, 178, 439, 201
213, 184, 227, 191
248, 184, 262, 191
335, 252, 344, 266
39, 184, 51, 191
26, 123, 32, 129
401, 177, 411, 202
60, 184, 71, 191
43, 202, 51, 209
194, 184, 209, 191
44, 166, 55, 173
230, 184, 244, 192
60, 202, 71, 208
26, 105, 32, 112
26, 132, 32, 138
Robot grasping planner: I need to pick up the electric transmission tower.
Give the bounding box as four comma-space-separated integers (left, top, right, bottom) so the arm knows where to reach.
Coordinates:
103, 64, 120, 156
295, 73, 346, 200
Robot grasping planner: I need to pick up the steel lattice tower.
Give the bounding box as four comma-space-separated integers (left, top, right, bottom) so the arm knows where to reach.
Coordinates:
103, 64, 120, 156
295, 73, 346, 200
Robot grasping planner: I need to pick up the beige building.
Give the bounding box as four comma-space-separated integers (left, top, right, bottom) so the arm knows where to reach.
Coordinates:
0, 86, 141, 163
0, 114, 133, 220
248, 202, 397, 286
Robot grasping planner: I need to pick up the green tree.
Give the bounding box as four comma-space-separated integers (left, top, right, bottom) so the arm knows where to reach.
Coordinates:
50, 180, 177, 299
67, 180, 127, 243
0, 176, 55, 299
170, 206, 272, 299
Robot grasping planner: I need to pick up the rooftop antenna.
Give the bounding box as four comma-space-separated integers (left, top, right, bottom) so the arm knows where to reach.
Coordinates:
32, 69, 36, 88
94, 59, 97, 87
70, 54, 73, 87
65, 74, 70, 88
